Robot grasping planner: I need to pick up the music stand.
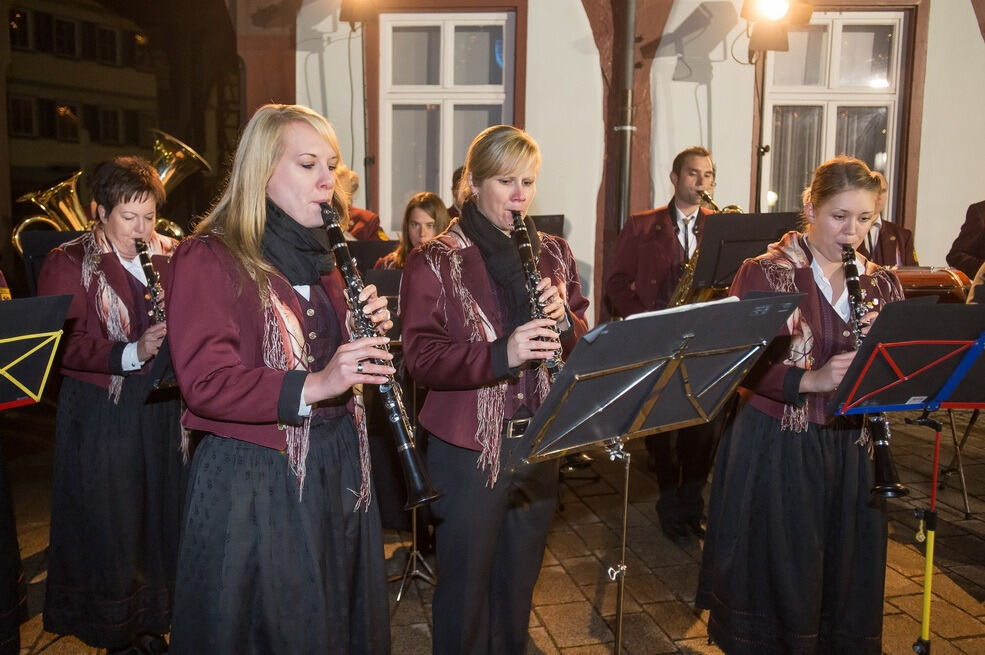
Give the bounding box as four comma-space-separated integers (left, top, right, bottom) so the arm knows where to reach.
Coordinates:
505, 293, 802, 653
0, 295, 72, 411
828, 299, 985, 655
347, 240, 399, 273
19, 230, 87, 296
691, 212, 799, 292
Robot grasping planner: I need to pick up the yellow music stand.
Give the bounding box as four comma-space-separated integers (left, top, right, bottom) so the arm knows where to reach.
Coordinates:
0, 295, 72, 411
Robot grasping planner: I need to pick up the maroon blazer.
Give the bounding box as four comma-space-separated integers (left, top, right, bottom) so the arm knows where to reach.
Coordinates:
605, 202, 713, 317
166, 236, 351, 450
859, 219, 917, 267
37, 233, 172, 388
349, 206, 385, 241
400, 224, 590, 451
946, 200, 985, 279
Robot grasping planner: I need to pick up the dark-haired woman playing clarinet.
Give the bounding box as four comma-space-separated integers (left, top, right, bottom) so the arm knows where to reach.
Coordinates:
37, 157, 185, 654
401, 125, 589, 654
696, 156, 904, 654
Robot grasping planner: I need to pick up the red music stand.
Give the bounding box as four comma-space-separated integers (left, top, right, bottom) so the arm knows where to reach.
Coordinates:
0, 295, 72, 411
829, 299, 985, 655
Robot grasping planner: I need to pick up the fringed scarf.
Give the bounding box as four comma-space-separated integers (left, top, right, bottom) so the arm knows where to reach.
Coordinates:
260, 200, 372, 507
423, 220, 551, 486
80, 226, 176, 403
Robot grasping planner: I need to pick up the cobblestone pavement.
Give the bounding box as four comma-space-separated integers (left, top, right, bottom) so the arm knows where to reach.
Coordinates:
5, 407, 983, 653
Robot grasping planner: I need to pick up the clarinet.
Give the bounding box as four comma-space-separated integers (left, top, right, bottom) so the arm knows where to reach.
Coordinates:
135, 239, 165, 323
320, 203, 440, 510
511, 210, 563, 379
842, 244, 907, 499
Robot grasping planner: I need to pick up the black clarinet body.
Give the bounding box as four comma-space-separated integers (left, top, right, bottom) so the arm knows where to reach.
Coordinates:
320, 203, 440, 510
510, 210, 562, 377
842, 244, 907, 499
135, 238, 165, 323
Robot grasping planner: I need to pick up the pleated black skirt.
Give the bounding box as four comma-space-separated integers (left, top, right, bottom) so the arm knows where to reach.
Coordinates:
696, 403, 888, 655
169, 416, 390, 655
43, 376, 186, 648
0, 443, 25, 655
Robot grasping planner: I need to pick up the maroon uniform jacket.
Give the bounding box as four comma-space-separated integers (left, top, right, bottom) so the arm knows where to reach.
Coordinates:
37, 234, 172, 388
859, 219, 917, 267
400, 222, 590, 451
166, 236, 351, 450
946, 200, 985, 279
349, 206, 385, 241
605, 203, 713, 317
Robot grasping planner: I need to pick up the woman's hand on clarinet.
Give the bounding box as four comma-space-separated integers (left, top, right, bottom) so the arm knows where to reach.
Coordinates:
799, 350, 857, 394
536, 277, 566, 322
358, 284, 394, 335
302, 336, 395, 403
136, 322, 167, 362
859, 310, 878, 337
507, 318, 561, 368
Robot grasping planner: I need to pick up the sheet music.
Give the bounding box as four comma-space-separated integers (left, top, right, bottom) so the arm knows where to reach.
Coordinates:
625, 296, 740, 321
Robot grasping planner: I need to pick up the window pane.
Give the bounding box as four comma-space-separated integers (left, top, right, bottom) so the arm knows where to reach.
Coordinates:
768, 106, 822, 212
453, 105, 502, 169
53, 19, 76, 56
772, 25, 828, 86
838, 25, 894, 88
392, 26, 440, 85
391, 104, 440, 223
97, 28, 117, 64
9, 97, 35, 135
454, 25, 503, 85
835, 106, 888, 173
55, 103, 79, 141
9, 9, 30, 49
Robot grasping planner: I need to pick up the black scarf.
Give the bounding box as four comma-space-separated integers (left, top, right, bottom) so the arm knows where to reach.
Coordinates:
261, 199, 334, 286
458, 200, 541, 333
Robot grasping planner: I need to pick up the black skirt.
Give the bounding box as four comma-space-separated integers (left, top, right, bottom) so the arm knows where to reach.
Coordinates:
43, 376, 186, 648
696, 403, 888, 655
169, 416, 390, 655
0, 443, 25, 655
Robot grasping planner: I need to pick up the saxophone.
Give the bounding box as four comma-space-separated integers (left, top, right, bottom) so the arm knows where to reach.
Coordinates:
135, 239, 165, 323
511, 210, 562, 378
842, 244, 908, 499
667, 191, 743, 307
321, 202, 440, 510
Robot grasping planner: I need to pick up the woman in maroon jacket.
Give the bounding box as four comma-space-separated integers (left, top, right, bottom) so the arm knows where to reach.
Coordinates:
401, 125, 590, 654
166, 104, 393, 654
37, 157, 185, 655
696, 157, 904, 654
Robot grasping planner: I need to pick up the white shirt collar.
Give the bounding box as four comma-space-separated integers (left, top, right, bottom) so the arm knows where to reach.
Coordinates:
114, 250, 147, 286
807, 244, 859, 323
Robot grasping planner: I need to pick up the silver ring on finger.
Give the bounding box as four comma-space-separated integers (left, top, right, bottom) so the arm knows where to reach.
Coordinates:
356, 362, 364, 374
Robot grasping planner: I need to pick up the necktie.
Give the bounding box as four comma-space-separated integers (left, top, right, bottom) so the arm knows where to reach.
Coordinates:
682, 216, 693, 258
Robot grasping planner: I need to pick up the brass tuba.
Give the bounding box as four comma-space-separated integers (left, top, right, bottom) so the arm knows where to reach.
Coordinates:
11, 130, 212, 254
667, 191, 743, 307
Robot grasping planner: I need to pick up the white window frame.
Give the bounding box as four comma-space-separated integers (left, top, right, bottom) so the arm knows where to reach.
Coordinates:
53, 17, 79, 58
96, 26, 120, 66
9, 7, 32, 50
99, 107, 123, 144
379, 11, 514, 230
8, 96, 38, 137
760, 11, 904, 215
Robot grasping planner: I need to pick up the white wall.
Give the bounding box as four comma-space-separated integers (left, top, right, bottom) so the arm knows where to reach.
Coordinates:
915, 1, 985, 266
295, 0, 603, 308
296, 0, 368, 208
651, 0, 755, 210
523, 0, 604, 302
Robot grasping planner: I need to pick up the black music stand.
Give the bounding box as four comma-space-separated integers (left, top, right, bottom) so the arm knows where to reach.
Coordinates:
347, 240, 399, 273
505, 293, 802, 653
691, 212, 799, 292
19, 230, 87, 296
0, 295, 72, 411
828, 299, 985, 655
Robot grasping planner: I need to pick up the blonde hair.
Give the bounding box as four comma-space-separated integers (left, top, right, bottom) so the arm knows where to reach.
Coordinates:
393, 192, 451, 268
196, 104, 349, 298
456, 125, 541, 206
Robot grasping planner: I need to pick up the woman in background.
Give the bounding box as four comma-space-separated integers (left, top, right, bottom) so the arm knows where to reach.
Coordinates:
166, 104, 392, 654
696, 156, 904, 654
400, 125, 589, 654
38, 157, 185, 655
375, 191, 451, 270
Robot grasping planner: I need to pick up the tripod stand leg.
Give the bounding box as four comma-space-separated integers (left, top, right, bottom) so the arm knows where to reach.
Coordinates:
388, 507, 436, 604
914, 427, 942, 655
941, 410, 975, 519
606, 446, 630, 654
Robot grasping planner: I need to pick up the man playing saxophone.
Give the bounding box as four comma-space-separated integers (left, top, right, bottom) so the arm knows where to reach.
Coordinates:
604, 145, 719, 543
